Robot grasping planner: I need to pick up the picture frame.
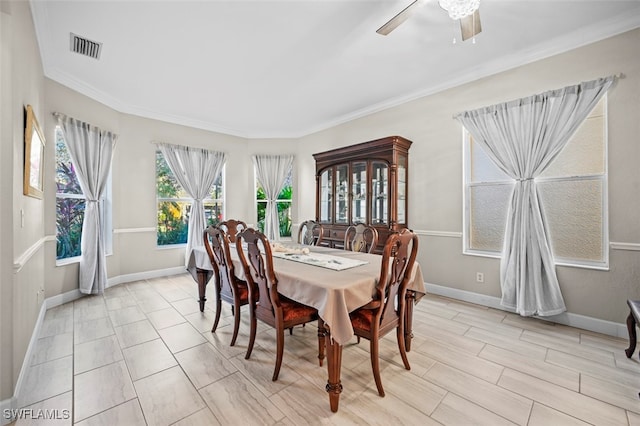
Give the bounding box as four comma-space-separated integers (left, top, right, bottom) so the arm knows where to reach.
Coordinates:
23, 104, 46, 199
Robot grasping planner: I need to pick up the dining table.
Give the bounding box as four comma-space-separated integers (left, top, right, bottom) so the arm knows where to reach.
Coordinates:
187, 242, 425, 412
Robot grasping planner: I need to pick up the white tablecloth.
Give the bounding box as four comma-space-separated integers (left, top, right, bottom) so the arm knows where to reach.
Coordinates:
188, 244, 425, 345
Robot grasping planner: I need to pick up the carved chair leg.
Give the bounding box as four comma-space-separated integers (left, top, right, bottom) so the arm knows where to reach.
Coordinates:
396, 324, 410, 370
626, 311, 637, 359
245, 307, 257, 360
273, 327, 285, 381
230, 302, 241, 346
211, 295, 222, 333
370, 337, 384, 397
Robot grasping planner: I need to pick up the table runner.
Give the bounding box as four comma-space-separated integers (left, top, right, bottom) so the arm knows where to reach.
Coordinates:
272, 251, 368, 271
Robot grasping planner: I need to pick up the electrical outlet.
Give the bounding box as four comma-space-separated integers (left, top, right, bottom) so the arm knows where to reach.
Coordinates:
476, 272, 484, 283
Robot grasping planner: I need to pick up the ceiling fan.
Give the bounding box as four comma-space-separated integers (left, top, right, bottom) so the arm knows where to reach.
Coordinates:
376, 0, 482, 42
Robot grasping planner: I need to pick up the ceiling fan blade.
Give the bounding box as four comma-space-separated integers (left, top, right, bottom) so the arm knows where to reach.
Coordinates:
460, 9, 482, 41
376, 0, 426, 36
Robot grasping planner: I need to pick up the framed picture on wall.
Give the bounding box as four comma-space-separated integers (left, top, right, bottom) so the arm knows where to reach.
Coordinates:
23, 104, 46, 199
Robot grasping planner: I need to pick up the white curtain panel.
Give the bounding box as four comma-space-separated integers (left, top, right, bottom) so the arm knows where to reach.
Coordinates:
456, 76, 616, 316
252, 154, 294, 241
55, 113, 117, 295
157, 143, 226, 266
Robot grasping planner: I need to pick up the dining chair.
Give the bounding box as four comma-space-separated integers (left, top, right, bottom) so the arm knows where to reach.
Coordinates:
298, 220, 324, 246
236, 228, 321, 381
349, 228, 418, 397
344, 223, 379, 254
218, 219, 247, 244
203, 226, 252, 346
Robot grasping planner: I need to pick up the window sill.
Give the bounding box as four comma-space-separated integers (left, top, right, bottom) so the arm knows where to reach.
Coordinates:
156, 244, 187, 250
463, 250, 609, 271
56, 256, 80, 267
56, 251, 113, 267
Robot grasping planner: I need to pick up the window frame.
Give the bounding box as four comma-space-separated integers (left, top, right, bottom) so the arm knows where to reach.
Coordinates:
155, 150, 225, 248
462, 98, 609, 271
255, 166, 293, 240
55, 126, 113, 265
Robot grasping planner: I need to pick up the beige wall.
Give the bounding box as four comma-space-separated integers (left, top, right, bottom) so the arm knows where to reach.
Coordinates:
44, 81, 252, 282
297, 28, 640, 323
0, 3, 13, 404
2, 1, 639, 405
1, 0, 47, 401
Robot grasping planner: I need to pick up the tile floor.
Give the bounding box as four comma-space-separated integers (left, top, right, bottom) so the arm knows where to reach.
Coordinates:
12, 273, 640, 425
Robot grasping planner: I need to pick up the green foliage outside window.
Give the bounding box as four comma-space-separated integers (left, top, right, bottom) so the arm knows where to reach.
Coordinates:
156, 152, 187, 245
256, 184, 292, 238
157, 200, 189, 246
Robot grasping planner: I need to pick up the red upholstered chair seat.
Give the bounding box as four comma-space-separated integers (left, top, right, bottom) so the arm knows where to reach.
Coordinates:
349, 308, 375, 332
279, 297, 318, 322
235, 282, 250, 303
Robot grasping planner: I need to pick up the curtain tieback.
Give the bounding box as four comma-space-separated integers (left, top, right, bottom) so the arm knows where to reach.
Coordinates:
87, 199, 100, 203
516, 178, 534, 182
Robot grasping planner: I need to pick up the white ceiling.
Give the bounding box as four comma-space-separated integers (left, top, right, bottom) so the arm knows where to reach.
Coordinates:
30, 0, 640, 138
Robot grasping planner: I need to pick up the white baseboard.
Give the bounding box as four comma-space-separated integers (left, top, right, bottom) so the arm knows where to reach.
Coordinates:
425, 282, 628, 338
10, 298, 49, 421
106, 266, 187, 288
5, 266, 192, 422
1, 396, 17, 425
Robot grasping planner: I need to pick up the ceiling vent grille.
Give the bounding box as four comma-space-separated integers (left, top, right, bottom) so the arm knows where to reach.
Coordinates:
70, 33, 102, 60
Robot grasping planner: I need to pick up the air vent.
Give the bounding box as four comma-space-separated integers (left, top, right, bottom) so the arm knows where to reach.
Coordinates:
70, 33, 102, 60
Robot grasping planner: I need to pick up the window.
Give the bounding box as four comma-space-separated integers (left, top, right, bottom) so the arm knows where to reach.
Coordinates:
463, 97, 608, 269
256, 169, 292, 238
55, 128, 112, 261
156, 150, 224, 246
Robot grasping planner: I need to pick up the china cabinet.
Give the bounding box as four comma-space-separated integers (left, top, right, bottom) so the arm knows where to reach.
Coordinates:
313, 136, 411, 253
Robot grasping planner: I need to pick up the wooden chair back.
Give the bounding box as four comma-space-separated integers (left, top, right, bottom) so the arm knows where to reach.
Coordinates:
235, 228, 280, 322
236, 227, 320, 381
344, 223, 379, 253
203, 225, 250, 346
348, 228, 418, 396
203, 226, 236, 303
298, 220, 324, 246
376, 229, 418, 329
218, 219, 247, 243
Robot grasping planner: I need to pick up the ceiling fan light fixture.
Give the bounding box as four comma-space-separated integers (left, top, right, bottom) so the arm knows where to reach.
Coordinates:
438, 0, 480, 20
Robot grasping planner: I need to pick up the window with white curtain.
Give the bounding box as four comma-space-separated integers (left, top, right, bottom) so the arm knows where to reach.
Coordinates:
55, 127, 112, 262
255, 167, 292, 238
463, 97, 608, 269
156, 150, 224, 246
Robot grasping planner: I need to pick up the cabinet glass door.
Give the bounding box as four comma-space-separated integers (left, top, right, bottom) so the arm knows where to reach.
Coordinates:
351, 162, 367, 223
371, 161, 388, 225
319, 168, 332, 223
335, 164, 349, 224
398, 154, 407, 224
